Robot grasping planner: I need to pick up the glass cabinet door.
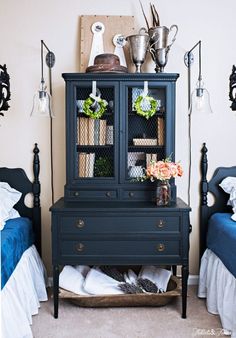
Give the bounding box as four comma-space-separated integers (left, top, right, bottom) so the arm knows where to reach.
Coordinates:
72, 81, 119, 184
121, 81, 167, 183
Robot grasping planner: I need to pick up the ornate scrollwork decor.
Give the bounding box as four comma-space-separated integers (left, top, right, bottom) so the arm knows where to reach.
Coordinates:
0, 64, 11, 116
229, 65, 236, 111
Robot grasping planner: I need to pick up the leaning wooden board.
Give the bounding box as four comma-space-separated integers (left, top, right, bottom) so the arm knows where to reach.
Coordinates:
79, 15, 135, 72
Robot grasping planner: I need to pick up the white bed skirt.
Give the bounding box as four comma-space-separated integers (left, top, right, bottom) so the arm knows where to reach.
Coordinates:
1, 245, 48, 338
198, 249, 236, 337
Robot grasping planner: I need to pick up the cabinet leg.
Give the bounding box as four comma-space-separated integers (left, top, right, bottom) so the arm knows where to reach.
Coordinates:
172, 265, 177, 276
53, 265, 59, 318
181, 265, 189, 319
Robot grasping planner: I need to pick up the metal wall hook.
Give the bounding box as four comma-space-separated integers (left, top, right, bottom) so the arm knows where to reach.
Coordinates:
46, 51, 56, 68
184, 51, 194, 67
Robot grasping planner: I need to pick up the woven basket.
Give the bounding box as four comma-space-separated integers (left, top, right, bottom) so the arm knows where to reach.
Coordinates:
59, 275, 181, 307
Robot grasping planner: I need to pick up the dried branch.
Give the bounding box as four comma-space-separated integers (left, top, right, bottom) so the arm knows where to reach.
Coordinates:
150, 3, 157, 27
152, 3, 160, 26
139, 0, 150, 30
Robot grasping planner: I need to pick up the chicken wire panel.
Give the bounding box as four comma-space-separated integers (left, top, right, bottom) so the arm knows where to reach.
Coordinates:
76, 84, 115, 179
77, 116, 113, 147
76, 86, 114, 114
128, 87, 165, 112
128, 114, 165, 146
126, 85, 166, 180
77, 147, 114, 178
126, 148, 165, 180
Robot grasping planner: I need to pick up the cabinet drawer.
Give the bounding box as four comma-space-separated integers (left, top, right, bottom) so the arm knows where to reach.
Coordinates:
122, 190, 154, 201
60, 239, 180, 257
67, 190, 117, 200
60, 215, 180, 234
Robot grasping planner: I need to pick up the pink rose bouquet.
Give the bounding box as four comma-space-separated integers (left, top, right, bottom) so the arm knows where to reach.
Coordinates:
143, 156, 183, 182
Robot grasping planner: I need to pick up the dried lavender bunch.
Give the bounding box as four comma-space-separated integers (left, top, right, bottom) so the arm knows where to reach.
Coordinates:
119, 282, 144, 294
99, 266, 125, 282
137, 278, 158, 293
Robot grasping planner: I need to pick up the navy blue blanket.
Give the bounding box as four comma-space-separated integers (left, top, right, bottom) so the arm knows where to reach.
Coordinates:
207, 213, 236, 278
1, 217, 34, 289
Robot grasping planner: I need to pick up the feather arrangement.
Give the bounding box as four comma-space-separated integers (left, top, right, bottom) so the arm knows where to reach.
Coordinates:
119, 282, 144, 294
100, 266, 168, 294
137, 278, 159, 293
139, 1, 160, 30
99, 266, 125, 282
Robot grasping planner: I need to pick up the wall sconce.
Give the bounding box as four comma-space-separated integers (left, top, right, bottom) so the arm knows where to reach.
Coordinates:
31, 40, 56, 203
184, 40, 213, 115
31, 40, 55, 118
184, 40, 213, 206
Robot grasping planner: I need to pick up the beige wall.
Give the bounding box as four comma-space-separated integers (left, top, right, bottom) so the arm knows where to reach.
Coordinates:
1, 0, 236, 275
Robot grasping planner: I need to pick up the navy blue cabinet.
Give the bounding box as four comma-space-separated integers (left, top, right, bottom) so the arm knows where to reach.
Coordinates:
62, 73, 179, 202
51, 73, 191, 320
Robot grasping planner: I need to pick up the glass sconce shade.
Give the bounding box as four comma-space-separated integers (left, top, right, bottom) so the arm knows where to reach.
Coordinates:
189, 79, 213, 115
31, 81, 55, 117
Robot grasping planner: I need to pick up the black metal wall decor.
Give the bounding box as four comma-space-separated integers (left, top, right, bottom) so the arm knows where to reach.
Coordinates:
0, 64, 11, 116
229, 65, 236, 110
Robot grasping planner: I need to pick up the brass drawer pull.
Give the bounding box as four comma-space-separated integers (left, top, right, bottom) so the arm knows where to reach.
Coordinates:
76, 243, 84, 252
157, 243, 165, 252
129, 192, 134, 197
106, 191, 111, 197
74, 191, 79, 197
76, 219, 85, 228
157, 219, 165, 228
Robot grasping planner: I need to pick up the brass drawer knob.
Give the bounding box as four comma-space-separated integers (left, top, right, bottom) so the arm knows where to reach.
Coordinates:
76, 243, 84, 252
106, 191, 111, 197
157, 243, 165, 252
76, 219, 85, 228
157, 219, 165, 228
129, 192, 134, 197
74, 191, 79, 197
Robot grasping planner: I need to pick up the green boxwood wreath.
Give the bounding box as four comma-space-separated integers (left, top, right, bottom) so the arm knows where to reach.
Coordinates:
83, 97, 107, 119
134, 95, 158, 119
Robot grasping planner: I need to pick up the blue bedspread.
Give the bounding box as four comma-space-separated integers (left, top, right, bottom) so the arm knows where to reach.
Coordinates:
207, 213, 236, 278
1, 217, 34, 289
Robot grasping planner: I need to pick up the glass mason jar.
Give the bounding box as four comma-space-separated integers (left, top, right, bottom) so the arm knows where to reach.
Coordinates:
156, 180, 171, 206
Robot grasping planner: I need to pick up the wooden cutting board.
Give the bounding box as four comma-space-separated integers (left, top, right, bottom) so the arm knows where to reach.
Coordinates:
79, 15, 135, 72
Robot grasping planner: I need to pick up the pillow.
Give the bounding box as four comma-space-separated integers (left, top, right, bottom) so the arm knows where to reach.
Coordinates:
0, 182, 22, 230
219, 177, 236, 221
8, 207, 20, 220
230, 197, 236, 221
219, 176, 236, 193
0, 208, 21, 231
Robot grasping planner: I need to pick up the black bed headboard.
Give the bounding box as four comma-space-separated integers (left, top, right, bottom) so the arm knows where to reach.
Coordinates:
200, 143, 236, 258
0, 144, 41, 256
